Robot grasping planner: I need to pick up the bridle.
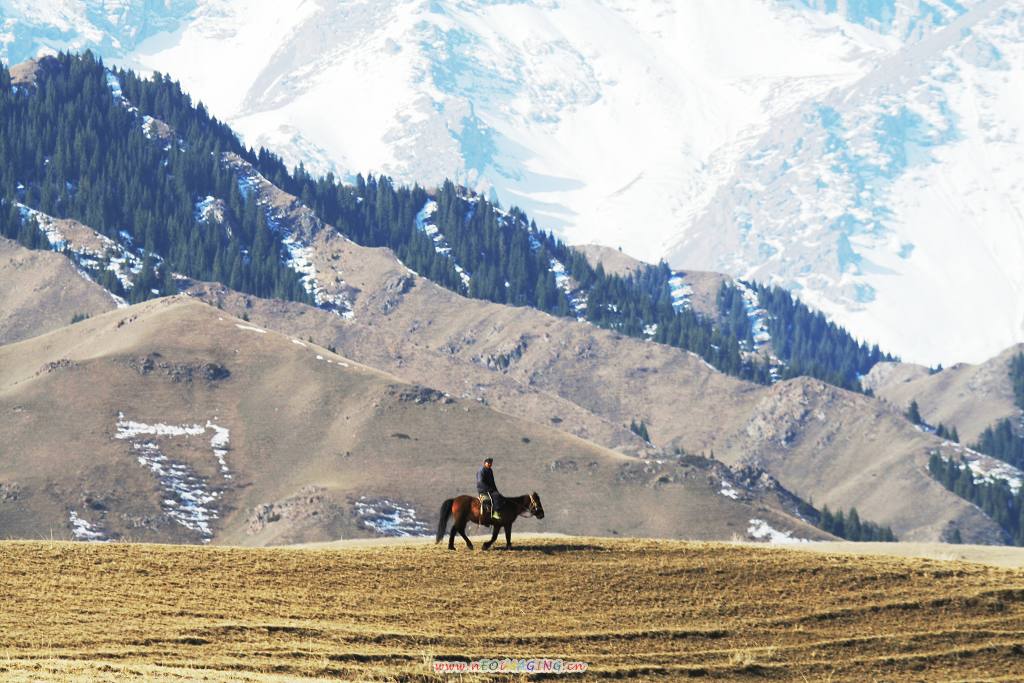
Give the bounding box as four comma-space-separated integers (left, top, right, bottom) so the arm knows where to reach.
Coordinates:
521, 493, 540, 518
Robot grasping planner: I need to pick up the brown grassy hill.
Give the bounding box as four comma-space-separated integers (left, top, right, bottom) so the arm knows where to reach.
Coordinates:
188, 279, 1001, 543
0, 296, 825, 545
3, 158, 1008, 545
2, 537, 1023, 681
158, 160, 1008, 544
865, 346, 1024, 443
0, 237, 116, 345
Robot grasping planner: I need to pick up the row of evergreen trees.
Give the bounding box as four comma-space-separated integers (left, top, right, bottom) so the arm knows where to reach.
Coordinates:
289, 172, 776, 379
817, 505, 897, 542
974, 420, 1024, 470
2, 52, 891, 392
929, 452, 1024, 546
0, 53, 312, 306
718, 283, 893, 391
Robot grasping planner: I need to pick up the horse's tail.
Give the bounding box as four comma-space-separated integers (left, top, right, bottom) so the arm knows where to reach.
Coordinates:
436, 498, 454, 544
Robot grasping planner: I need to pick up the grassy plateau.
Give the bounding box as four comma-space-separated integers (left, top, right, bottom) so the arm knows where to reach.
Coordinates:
1, 537, 1023, 681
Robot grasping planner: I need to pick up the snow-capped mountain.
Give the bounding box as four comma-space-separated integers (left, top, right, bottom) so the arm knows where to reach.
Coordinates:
1, 0, 1022, 365
668, 0, 1024, 366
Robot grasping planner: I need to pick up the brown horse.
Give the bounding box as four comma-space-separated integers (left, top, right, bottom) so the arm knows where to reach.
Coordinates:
435, 492, 544, 550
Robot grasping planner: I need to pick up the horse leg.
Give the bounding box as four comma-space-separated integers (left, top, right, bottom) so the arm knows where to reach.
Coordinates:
448, 525, 457, 551
459, 525, 474, 550
482, 524, 500, 551
503, 522, 513, 549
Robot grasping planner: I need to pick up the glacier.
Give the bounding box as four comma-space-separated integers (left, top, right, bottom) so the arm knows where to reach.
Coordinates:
1, 0, 1022, 364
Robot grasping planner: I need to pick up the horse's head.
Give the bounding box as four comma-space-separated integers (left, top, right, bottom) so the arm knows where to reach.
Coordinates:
529, 492, 545, 520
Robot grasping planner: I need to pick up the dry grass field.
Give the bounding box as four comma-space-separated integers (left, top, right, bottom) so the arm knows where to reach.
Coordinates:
2, 537, 1024, 682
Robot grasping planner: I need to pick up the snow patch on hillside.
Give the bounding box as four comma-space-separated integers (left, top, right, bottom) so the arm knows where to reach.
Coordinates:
206, 421, 231, 479
720, 482, 740, 500
132, 440, 219, 539
234, 165, 355, 319
68, 510, 109, 542
668, 275, 693, 312
937, 445, 1024, 494
548, 257, 588, 320
105, 70, 128, 105
16, 202, 140, 302
748, 518, 810, 544
528, 233, 588, 319
734, 280, 772, 351
415, 199, 471, 289
193, 196, 228, 232
353, 496, 429, 537
114, 413, 234, 540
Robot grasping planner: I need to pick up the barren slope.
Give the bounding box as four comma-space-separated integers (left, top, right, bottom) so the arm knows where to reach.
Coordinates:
0, 296, 822, 545
0, 237, 116, 345
865, 345, 1024, 443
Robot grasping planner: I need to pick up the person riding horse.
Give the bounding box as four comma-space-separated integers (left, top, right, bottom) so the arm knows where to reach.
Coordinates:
476, 457, 503, 521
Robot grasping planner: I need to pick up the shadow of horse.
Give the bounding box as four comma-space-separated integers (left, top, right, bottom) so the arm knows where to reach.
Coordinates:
498, 542, 609, 554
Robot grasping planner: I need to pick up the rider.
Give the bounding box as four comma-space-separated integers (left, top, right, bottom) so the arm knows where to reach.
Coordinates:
476, 457, 504, 521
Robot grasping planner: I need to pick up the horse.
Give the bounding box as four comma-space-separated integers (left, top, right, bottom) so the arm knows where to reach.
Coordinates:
435, 492, 544, 550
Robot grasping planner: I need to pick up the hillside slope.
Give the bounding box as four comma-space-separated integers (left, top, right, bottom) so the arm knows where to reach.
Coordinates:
153, 157, 1003, 544
0, 236, 116, 345
0, 296, 821, 545
865, 344, 1024, 443
184, 241, 1004, 543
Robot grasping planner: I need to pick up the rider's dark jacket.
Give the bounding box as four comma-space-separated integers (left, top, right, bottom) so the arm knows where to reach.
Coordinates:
477, 465, 497, 495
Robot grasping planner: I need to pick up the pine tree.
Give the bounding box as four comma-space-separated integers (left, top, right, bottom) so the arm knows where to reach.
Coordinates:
820, 505, 834, 534
833, 510, 845, 539
847, 508, 862, 541
906, 400, 923, 426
